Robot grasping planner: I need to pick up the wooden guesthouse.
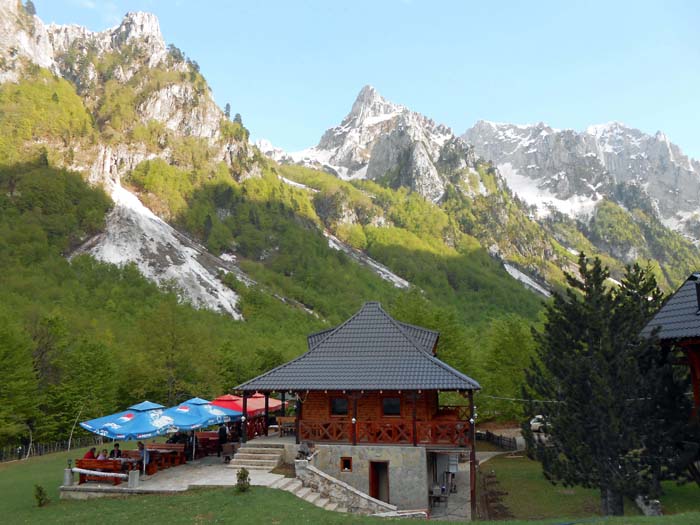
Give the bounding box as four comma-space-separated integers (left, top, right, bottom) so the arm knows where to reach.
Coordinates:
642, 272, 700, 483
236, 302, 480, 511
642, 272, 700, 416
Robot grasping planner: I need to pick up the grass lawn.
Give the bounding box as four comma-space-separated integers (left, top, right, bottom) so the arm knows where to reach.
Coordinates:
484, 453, 700, 521
474, 440, 509, 452
1, 447, 699, 524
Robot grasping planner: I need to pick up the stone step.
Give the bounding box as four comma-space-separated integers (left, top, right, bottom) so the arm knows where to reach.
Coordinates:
295, 486, 312, 500
236, 447, 284, 455
283, 479, 303, 493
336, 506, 348, 513
303, 491, 321, 505
314, 496, 329, 508
240, 442, 285, 449
229, 460, 278, 470
270, 477, 295, 490
234, 453, 281, 461
324, 502, 339, 512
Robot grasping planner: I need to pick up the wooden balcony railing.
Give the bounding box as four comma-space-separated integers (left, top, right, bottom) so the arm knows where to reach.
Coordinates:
298, 418, 471, 447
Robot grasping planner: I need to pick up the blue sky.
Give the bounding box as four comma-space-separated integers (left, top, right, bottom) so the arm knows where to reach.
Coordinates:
35, 0, 699, 158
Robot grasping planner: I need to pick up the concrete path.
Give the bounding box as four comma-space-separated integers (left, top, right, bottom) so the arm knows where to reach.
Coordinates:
138, 456, 283, 491
476, 451, 507, 465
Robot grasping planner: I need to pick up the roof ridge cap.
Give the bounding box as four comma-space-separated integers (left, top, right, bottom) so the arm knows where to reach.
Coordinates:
418, 351, 481, 390
396, 320, 440, 336
235, 351, 310, 391
376, 304, 438, 356
306, 303, 372, 351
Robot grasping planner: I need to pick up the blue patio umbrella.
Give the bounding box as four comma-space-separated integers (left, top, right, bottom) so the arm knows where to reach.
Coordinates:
79, 400, 174, 440
161, 398, 242, 459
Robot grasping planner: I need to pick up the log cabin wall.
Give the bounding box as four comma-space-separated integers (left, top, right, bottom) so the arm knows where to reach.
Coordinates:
300, 391, 440, 421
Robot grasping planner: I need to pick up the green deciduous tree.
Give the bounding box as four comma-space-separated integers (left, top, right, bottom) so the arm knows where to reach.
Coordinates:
479, 315, 535, 420
0, 312, 39, 444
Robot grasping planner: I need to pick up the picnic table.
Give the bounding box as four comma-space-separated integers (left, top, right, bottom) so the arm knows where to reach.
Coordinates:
122, 449, 157, 475
145, 443, 186, 465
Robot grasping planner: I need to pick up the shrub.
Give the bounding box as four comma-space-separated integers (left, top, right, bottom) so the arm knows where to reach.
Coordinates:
33, 484, 50, 507
236, 467, 250, 493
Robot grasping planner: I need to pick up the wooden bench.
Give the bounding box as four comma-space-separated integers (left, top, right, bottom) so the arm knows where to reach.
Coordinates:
75, 459, 124, 485
146, 443, 186, 466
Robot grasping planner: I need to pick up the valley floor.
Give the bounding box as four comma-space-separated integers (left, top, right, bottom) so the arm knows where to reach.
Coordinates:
1, 445, 698, 524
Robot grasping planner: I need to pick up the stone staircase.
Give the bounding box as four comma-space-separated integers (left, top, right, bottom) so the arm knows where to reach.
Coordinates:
229, 442, 284, 470
270, 476, 347, 513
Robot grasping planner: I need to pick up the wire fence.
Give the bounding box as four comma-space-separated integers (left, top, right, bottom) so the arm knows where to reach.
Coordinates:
0, 435, 104, 464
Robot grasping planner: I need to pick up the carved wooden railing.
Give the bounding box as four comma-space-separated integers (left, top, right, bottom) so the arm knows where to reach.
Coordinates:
416, 420, 470, 446
299, 420, 351, 442
437, 405, 471, 421
246, 415, 267, 439
299, 418, 470, 446
356, 420, 413, 444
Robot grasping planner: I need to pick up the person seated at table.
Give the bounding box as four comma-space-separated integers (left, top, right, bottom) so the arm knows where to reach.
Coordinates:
109, 443, 122, 458
82, 447, 97, 459
167, 431, 185, 444
96, 449, 108, 460
137, 441, 150, 471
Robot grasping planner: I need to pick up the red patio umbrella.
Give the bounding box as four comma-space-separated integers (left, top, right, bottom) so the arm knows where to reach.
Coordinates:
211, 394, 285, 417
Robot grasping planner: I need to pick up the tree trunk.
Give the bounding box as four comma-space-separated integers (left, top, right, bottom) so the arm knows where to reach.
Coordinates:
601, 486, 624, 515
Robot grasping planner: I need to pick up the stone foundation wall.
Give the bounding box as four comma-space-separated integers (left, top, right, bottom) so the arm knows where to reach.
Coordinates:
309, 444, 429, 510
295, 460, 397, 515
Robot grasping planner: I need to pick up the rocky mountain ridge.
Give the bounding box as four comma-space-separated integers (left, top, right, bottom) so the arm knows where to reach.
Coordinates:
0, 0, 258, 316
463, 120, 700, 239
261, 85, 478, 202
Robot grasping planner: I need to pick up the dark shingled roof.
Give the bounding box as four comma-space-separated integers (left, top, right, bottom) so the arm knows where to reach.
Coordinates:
642, 272, 700, 340
237, 302, 479, 392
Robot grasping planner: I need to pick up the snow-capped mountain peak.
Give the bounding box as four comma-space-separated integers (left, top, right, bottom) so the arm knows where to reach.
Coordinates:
269, 86, 465, 201
463, 120, 700, 238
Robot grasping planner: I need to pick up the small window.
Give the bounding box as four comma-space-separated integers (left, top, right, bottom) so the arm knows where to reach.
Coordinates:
382, 397, 401, 417
331, 397, 348, 416
340, 457, 352, 472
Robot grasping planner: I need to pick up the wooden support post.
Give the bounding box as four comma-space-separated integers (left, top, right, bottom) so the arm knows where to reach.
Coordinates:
241, 393, 248, 444
352, 395, 358, 446
468, 389, 477, 518
264, 392, 270, 436
295, 395, 302, 445
688, 350, 700, 417
280, 392, 286, 417
412, 391, 418, 446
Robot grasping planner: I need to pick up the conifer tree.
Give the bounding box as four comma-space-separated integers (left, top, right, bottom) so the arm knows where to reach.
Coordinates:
523, 255, 693, 515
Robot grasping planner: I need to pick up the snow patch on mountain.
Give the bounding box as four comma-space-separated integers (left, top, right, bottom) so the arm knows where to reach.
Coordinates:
324, 231, 410, 289
74, 180, 244, 319
503, 263, 551, 297
499, 162, 600, 220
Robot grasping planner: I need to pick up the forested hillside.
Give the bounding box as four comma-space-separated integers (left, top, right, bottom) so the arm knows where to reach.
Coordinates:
0, 3, 550, 446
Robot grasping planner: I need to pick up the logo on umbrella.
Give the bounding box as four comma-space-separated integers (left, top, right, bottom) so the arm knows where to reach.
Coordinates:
176, 405, 190, 412
118, 413, 135, 422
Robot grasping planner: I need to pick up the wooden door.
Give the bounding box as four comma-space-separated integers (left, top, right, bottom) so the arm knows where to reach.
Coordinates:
369, 461, 389, 503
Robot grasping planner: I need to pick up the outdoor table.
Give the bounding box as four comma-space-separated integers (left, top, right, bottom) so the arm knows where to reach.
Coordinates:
149, 449, 178, 468
117, 457, 138, 470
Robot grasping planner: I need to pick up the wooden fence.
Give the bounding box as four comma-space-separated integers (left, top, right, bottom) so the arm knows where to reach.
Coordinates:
0, 435, 103, 463
475, 430, 517, 451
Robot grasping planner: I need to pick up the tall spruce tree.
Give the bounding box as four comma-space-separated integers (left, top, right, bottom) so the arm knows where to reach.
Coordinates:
523, 255, 693, 515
